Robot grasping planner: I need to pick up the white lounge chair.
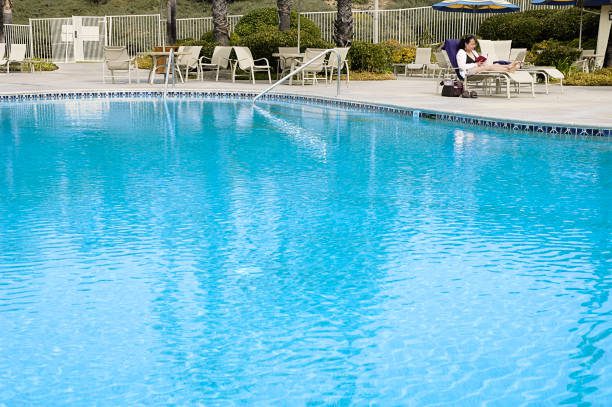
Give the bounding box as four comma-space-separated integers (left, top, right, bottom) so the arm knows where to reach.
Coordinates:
510, 48, 527, 63
431, 50, 454, 78
465, 70, 535, 98
324, 47, 350, 84
521, 65, 564, 94
405, 48, 432, 76
176, 45, 202, 81
102, 46, 138, 84
0, 44, 28, 74
232, 46, 272, 84
199, 46, 233, 81
292, 48, 327, 85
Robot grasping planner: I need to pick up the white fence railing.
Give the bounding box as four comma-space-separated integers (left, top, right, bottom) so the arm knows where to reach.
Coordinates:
5, 2, 556, 61
3, 24, 31, 57
106, 14, 162, 55
176, 15, 242, 41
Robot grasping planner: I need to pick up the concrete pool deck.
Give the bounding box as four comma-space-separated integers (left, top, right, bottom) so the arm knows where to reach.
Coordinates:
1, 63, 611, 129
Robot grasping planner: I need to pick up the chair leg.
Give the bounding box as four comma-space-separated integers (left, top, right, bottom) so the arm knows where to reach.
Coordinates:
251, 70, 255, 84
345, 64, 350, 85
267, 68, 271, 84
216, 67, 220, 82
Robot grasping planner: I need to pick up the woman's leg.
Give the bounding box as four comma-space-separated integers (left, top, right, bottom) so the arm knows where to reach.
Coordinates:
470, 62, 519, 74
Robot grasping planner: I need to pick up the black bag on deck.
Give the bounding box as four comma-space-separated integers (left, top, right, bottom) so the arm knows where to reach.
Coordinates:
440, 79, 464, 97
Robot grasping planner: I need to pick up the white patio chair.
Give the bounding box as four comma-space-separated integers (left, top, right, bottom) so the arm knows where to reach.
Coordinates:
232, 46, 271, 84
177, 45, 202, 81
102, 46, 138, 84
0, 44, 28, 73
324, 47, 350, 84
404, 47, 432, 76
293, 48, 327, 85
200, 46, 233, 81
571, 49, 595, 73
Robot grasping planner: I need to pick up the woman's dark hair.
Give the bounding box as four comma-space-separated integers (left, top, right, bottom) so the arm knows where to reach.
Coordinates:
459, 35, 477, 51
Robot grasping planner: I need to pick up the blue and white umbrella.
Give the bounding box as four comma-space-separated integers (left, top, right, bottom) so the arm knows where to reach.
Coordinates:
433, 0, 520, 13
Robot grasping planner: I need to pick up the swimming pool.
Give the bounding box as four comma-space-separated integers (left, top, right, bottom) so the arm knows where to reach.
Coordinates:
1, 96, 610, 404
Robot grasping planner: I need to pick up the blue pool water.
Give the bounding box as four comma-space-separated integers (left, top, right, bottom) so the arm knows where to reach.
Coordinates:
0, 98, 611, 405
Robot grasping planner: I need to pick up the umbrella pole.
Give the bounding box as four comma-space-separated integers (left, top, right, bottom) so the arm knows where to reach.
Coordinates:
297, 0, 301, 50
579, 6, 583, 50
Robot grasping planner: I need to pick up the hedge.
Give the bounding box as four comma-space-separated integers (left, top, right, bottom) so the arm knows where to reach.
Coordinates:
478, 8, 599, 49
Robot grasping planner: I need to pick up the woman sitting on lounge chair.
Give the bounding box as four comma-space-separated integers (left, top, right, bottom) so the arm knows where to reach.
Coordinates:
456, 35, 520, 80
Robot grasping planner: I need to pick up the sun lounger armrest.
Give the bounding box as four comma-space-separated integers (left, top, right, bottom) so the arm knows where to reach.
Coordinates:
199, 56, 212, 63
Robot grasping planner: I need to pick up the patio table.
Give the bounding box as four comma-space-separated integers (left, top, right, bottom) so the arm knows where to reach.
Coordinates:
137, 50, 191, 84
272, 52, 304, 80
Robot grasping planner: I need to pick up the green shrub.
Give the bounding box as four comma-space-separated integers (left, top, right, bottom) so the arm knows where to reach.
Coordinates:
237, 27, 330, 69
348, 41, 394, 73
230, 8, 330, 69
478, 8, 599, 49
347, 40, 419, 72
565, 68, 612, 86
234, 8, 322, 40
527, 39, 581, 73
28, 58, 58, 72
385, 40, 417, 64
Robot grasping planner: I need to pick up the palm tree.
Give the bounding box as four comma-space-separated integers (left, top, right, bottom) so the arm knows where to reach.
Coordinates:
277, 0, 291, 32
1, 0, 12, 43
334, 0, 353, 47
167, 0, 177, 45
212, 0, 230, 45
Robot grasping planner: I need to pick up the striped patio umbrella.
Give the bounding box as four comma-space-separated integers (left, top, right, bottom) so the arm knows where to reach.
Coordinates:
432, 0, 520, 13
433, 0, 520, 34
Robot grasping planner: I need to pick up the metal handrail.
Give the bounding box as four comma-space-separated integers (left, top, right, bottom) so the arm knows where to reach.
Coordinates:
163, 48, 175, 98
253, 48, 343, 103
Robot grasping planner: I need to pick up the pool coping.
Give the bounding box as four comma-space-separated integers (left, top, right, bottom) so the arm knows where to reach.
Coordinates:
2, 89, 611, 137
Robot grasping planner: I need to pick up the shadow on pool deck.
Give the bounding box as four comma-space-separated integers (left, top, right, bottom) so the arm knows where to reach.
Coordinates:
1, 62, 611, 128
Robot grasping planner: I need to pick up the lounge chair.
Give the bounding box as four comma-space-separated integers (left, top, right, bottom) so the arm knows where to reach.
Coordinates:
465, 70, 535, 98
431, 50, 454, 78
232, 46, 272, 84
176, 45, 202, 81
277, 47, 300, 79
394, 47, 432, 77
441, 39, 534, 98
324, 47, 350, 84
510, 48, 527, 63
102, 46, 138, 84
0, 44, 28, 74
521, 65, 564, 94
199, 46, 233, 81
292, 48, 327, 85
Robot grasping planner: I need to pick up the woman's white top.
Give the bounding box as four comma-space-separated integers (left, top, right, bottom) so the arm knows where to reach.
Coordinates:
456, 49, 479, 78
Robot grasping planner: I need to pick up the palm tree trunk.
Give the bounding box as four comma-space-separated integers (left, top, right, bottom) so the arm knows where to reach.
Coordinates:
167, 0, 177, 45
277, 0, 291, 32
1, 0, 12, 43
334, 0, 353, 47
212, 0, 230, 46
